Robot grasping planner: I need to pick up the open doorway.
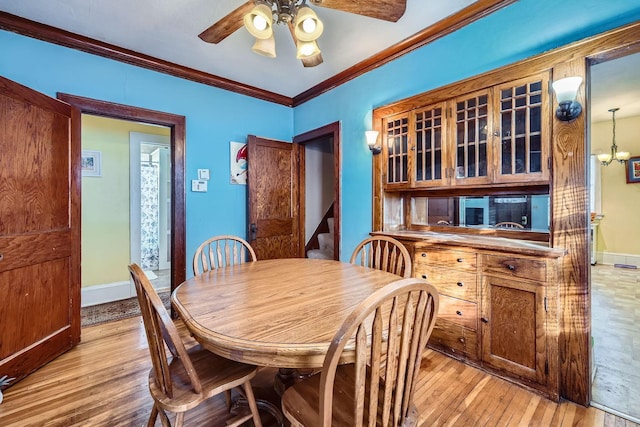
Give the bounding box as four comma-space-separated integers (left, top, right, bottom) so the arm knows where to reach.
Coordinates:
294, 122, 341, 260
130, 132, 171, 292
589, 51, 640, 423
57, 93, 186, 313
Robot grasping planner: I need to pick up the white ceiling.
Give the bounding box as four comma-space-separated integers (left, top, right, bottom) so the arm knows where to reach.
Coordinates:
0, 0, 476, 98
590, 52, 640, 123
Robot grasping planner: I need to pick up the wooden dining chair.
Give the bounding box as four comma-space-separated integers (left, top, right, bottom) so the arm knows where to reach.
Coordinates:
494, 221, 525, 229
350, 235, 412, 278
128, 264, 263, 427
281, 278, 439, 427
193, 235, 257, 275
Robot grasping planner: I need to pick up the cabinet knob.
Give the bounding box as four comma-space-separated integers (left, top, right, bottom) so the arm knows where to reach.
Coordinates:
481, 317, 489, 323
456, 310, 463, 316
0, 253, 3, 262
456, 258, 464, 263
421, 253, 427, 257
457, 282, 464, 287
458, 337, 466, 343
506, 264, 516, 271
421, 274, 427, 280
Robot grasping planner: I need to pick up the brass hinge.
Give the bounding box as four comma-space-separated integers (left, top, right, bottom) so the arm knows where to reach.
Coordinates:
544, 297, 548, 312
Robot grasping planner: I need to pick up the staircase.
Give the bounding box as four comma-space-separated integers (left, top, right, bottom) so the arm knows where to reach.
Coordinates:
307, 217, 334, 260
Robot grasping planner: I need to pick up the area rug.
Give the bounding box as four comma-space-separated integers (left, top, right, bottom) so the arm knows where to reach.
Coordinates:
81, 291, 171, 327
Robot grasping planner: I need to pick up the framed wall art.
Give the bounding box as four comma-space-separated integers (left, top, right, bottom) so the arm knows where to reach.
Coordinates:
81, 150, 102, 177
626, 156, 640, 184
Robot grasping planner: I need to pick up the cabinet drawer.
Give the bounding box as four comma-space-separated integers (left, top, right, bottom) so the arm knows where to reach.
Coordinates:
429, 320, 478, 360
437, 295, 477, 330
483, 255, 547, 282
415, 249, 477, 272
414, 267, 477, 301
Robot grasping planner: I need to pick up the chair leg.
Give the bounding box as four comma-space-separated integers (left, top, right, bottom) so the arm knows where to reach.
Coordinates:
242, 380, 263, 427
147, 403, 159, 427
174, 412, 185, 427
225, 389, 232, 412
158, 407, 172, 427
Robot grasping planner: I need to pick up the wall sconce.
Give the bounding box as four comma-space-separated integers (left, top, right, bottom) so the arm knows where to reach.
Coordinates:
365, 131, 381, 154
552, 76, 583, 121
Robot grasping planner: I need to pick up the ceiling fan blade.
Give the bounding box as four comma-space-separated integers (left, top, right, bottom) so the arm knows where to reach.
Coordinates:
198, 1, 255, 44
310, 0, 406, 22
287, 23, 324, 67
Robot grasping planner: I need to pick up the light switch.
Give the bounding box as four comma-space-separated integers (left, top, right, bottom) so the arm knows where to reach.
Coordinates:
191, 179, 208, 192
197, 169, 210, 180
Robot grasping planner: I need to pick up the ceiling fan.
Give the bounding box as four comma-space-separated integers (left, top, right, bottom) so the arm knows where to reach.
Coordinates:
198, 0, 407, 67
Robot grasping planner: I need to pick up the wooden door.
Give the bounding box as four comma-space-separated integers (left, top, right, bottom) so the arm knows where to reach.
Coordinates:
0, 77, 80, 386
481, 274, 547, 386
247, 135, 302, 260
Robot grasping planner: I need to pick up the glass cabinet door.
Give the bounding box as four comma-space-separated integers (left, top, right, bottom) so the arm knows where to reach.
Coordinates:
383, 113, 410, 188
414, 104, 446, 187
452, 90, 492, 185
495, 73, 550, 183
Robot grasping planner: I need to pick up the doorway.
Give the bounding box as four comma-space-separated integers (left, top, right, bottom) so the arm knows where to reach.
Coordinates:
294, 122, 341, 260
588, 51, 640, 423
130, 132, 171, 292
57, 93, 186, 310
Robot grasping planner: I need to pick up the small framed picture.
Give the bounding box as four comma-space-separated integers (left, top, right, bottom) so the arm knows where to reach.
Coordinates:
626, 156, 640, 184
81, 150, 102, 177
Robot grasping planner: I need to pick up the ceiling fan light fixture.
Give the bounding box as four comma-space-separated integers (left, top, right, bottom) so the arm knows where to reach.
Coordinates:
252, 35, 277, 58
296, 40, 321, 58
294, 6, 323, 41
244, 3, 274, 39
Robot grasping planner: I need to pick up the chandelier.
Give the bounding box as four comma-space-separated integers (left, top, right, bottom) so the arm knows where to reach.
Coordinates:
244, 0, 324, 61
597, 108, 631, 166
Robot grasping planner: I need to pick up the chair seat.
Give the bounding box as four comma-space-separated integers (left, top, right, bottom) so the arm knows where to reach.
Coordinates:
282, 364, 419, 427
149, 345, 258, 413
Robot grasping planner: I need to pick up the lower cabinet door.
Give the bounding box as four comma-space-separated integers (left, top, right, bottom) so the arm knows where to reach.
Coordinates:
480, 274, 547, 385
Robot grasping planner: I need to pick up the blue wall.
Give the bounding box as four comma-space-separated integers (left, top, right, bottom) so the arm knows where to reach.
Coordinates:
293, 0, 640, 258
2, 0, 640, 269
0, 30, 293, 273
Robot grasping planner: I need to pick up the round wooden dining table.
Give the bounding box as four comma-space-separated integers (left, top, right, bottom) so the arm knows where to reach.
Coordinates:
171, 258, 403, 369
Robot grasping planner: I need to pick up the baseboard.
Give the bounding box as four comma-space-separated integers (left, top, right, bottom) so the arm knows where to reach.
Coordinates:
594, 251, 640, 267
81, 279, 170, 307
81, 281, 132, 307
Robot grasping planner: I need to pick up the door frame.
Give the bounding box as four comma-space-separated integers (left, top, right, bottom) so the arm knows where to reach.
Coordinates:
56, 93, 186, 297
294, 122, 341, 260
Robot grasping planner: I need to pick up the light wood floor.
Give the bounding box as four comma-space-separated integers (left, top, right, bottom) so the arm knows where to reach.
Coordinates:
591, 263, 640, 421
0, 316, 637, 427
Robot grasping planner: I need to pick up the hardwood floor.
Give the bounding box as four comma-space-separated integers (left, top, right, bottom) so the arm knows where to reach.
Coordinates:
591, 263, 640, 422
0, 316, 637, 427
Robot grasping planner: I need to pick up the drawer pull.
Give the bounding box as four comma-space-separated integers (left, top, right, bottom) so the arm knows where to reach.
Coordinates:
0, 253, 3, 261
456, 310, 463, 316
456, 282, 464, 287
422, 274, 427, 280
456, 258, 464, 263
506, 264, 516, 271
458, 337, 465, 343
421, 253, 427, 257
481, 317, 489, 323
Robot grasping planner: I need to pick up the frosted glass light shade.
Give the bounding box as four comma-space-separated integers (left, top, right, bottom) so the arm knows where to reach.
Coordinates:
296, 40, 320, 58
552, 77, 582, 103
252, 35, 276, 58
244, 4, 273, 39
294, 7, 323, 42
365, 131, 379, 148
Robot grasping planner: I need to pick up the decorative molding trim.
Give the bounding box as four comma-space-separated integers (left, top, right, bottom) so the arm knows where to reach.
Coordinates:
292, 0, 516, 106
0, 12, 293, 107
0, 1, 515, 107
